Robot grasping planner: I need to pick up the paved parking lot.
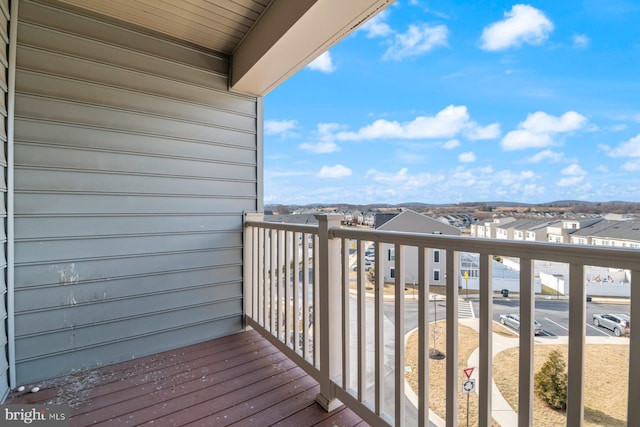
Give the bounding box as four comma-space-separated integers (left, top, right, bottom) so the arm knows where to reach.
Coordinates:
484, 298, 630, 337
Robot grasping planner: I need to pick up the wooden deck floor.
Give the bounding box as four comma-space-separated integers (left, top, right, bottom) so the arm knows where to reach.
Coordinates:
6, 329, 367, 426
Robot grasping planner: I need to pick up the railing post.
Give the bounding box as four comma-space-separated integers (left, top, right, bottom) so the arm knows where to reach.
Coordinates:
567, 264, 586, 427
629, 268, 640, 426
243, 212, 263, 329
315, 214, 343, 412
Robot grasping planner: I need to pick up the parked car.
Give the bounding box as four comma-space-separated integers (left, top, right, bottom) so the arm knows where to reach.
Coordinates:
499, 313, 544, 335
364, 254, 375, 261
592, 313, 630, 337
352, 261, 373, 271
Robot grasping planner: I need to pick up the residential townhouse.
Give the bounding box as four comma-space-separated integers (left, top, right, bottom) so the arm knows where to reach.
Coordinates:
570, 219, 640, 248
377, 210, 460, 285
470, 216, 516, 238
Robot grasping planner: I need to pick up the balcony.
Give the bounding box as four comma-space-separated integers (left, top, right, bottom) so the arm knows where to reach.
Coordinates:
6, 213, 638, 426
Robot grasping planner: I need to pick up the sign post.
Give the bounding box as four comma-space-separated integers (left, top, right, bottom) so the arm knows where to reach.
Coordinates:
462, 367, 475, 427
464, 271, 469, 298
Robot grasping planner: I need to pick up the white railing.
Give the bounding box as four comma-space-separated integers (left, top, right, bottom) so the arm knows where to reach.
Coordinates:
244, 213, 640, 427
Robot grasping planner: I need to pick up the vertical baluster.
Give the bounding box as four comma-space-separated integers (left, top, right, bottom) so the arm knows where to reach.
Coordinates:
285, 230, 292, 347
293, 231, 300, 354
375, 241, 384, 416
394, 243, 405, 426
446, 249, 459, 426
418, 245, 430, 427
518, 258, 535, 426
342, 238, 351, 389
567, 264, 586, 427
252, 226, 258, 320
261, 227, 267, 328
314, 233, 320, 367
303, 232, 310, 361
357, 239, 366, 400
278, 229, 284, 340
478, 253, 493, 427
270, 228, 277, 334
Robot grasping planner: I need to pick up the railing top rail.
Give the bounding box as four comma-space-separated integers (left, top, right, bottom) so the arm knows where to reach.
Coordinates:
330, 227, 640, 269
245, 219, 640, 269
245, 220, 319, 234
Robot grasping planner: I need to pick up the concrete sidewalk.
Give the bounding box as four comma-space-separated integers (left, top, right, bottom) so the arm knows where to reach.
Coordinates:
460, 318, 629, 426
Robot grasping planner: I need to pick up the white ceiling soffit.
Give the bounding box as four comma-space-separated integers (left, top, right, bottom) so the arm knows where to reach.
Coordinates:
232, 0, 394, 96
56, 0, 394, 96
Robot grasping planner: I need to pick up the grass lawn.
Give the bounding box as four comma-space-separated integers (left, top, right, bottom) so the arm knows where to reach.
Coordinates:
405, 321, 629, 426
493, 344, 628, 426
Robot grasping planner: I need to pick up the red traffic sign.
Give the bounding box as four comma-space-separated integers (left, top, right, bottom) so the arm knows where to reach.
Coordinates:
464, 367, 474, 379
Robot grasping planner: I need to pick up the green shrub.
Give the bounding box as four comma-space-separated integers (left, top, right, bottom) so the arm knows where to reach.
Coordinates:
534, 350, 568, 410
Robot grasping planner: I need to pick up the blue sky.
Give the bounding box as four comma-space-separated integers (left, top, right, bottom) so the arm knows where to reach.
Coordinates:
263, 1, 640, 205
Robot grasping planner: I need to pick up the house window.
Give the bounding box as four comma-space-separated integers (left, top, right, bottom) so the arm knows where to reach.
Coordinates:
433, 250, 440, 263
390, 268, 395, 279
388, 249, 395, 261
433, 269, 440, 281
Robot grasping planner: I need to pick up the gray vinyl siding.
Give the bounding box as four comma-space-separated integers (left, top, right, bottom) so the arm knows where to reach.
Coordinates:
0, 0, 8, 401
13, 0, 257, 383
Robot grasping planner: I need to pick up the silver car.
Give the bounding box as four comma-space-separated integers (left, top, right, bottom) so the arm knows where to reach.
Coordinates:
499, 313, 544, 335
592, 313, 630, 337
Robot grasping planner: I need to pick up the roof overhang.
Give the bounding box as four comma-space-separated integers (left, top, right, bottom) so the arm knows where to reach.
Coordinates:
230, 0, 393, 96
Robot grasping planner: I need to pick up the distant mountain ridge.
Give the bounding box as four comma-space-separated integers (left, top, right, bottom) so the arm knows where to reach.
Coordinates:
268, 200, 638, 211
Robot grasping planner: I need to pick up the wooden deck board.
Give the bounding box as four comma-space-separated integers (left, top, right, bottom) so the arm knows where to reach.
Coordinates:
6, 330, 368, 427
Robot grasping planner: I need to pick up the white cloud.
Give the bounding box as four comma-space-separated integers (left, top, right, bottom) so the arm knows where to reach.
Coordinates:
265, 119, 297, 136
596, 165, 609, 172
335, 105, 499, 141
557, 163, 587, 186
442, 139, 460, 149
458, 151, 477, 162
520, 111, 587, 133
383, 24, 448, 60
360, 10, 393, 38
480, 4, 553, 51
501, 111, 588, 151
465, 123, 502, 140
572, 34, 590, 48
365, 168, 447, 189
299, 141, 340, 154
307, 51, 336, 73
317, 164, 352, 178
526, 149, 563, 163
608, 134, 640, 157
561, 163, 586, 176
502, 130, 553, 151
365, 167, 410, 183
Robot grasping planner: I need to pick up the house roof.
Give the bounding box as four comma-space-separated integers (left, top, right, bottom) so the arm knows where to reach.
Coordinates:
374, 213, 399, 229
58, 0, 393, 96
377, 210, 460, 235
572, 220, 640, 241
